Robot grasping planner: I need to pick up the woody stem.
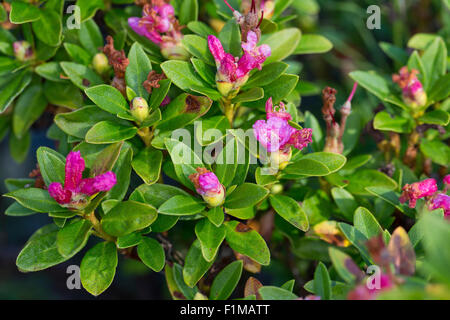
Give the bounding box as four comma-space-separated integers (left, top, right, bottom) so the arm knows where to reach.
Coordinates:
85, 211, 115, 242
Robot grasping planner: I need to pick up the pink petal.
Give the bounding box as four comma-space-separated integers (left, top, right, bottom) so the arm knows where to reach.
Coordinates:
64, 151, 85, 192
258, 44, 271, 58
128, 17, 147, 36
430, 194, 450, 217
80, 171, 117, 196
48, 182, 72, 205
286, 128, 313, 150
242, 31, 258, 52
208, 35, 226, 65
198, 172, 222, 195
253, 117, 294, 152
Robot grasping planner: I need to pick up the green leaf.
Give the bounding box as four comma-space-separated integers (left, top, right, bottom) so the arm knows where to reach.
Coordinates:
101, 201, 157, 237
44, 81, 83, 109
191, 58, 216, 86
183, 239, 214, 287
408, 33, 440, 50
281, 279, 295, 292
157, 94, 212, 132
262, 28, 301, 64
0, 71, 32, 113
245, 74, 298, 108
328, 247, 359, 284
158, 195, 205, 216
149, 79, 172, 111
137, 237, 165, 272
35, 62, 66, 83
16, 224, 73, 272
258, 286, 298, 300
80, 241, 117, 296
349, 70, 390, 101
60, 62, 103, 89
10, 1, 41, 24
13, 83, 47, 138
224, 183, 269, 209
428, 73, 450, 104
206, 206, 225, 227
373, 111, 413, 133
421, 37, 447, 89
331, 188, 357, 222
5, 202, 36, 217
126, 43, 152, 100
353, 207, 383, 239
36, 147, 65, 186
210, 260, 243, 300
31, 9, 61, 46
56, 219, 92, 257
218, 18, 241, 57
421, 214, 450, 284
176, 0, 198, 25
55, 105, 123, 139
76, 0, 105, 22
64, 43, 91, 65
314, 262, 331, 300
9, 131, 30, 163
284, 152, 347, 177
215, 136, 238, 187
269, 194, 309, 231
85, 85, 129, 115
182, 35, 215, 65
164, 138, 204, 190
224, 220, 270, 265
338, 223, 372, 264
232, 87, 264, 104
345, 169, 397, 196
129, 183, 189, 208
85, 121, 138, 144
187, 21, 217, 38
132, 148, 162, 185
78, 19, 103, 56
5, 188, 67, 213
420, 139, 450, 166
195, 219, 226, 262
161, 60, 208, 92
294, 34, 332, 54
379, 42, 409, 65
243, 62, 288, 89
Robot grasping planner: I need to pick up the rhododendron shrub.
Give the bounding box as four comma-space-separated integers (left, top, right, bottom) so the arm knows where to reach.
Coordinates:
1, 0, 449, 301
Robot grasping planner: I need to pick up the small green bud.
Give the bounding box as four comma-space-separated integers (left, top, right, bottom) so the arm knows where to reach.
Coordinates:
131, 97, 149, 123
270, 183, 283, 194
92, 53, 110, 75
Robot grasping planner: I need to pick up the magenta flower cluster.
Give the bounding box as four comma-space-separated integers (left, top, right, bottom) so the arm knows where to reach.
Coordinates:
399, 176, 450, 217
253, 98, 313, 153
48, 151, 117, 209
208, 31, 271, 86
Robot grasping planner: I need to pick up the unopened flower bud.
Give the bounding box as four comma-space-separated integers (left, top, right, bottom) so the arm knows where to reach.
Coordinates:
161, 42, 190, 61
269, 148, 292, 170
92, 52, 110, 75
131, 97, 149, 123
189, 168, 225, 207
13, 41, 34, 61
270, 183, 283, 194
393, 67, 427, 110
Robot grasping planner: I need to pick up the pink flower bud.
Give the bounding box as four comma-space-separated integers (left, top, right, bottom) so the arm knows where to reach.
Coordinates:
399, 178, 438, 208
13, 41, 34, 61
48, 151, 117, 210
393, 67, 427, 109
189, 168, 225, 207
